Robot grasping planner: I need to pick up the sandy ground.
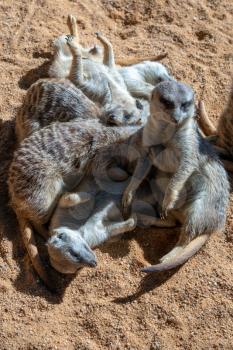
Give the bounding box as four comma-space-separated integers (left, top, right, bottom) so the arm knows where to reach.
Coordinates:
0, 0, 233, 349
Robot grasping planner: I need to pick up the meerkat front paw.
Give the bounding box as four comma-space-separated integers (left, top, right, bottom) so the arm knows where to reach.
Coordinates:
66, 35, 81, 54
95, 32, 109, 45
162, 189, 178, 217
122, 189, 135, 218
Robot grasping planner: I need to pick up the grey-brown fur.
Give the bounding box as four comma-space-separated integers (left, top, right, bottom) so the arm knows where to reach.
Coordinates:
15, 78, 102, 141
65, 34, 145, 125
47, 136, 177, 275
16, 73, 146, 142
8, 120, 140, 287
122, 80, 229, 272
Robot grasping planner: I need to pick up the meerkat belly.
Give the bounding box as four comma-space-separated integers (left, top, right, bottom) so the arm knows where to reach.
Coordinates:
151, 146, 180, 173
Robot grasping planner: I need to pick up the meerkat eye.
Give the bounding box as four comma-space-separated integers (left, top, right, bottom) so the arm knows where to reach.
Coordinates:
68, 248, 81, 260
136, 100, 143, 110
159, 96, 175, 109
181, 100, 193, 111
57, 232, 64, 240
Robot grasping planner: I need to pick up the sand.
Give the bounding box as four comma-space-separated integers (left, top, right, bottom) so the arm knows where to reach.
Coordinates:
0, 0, 233, 349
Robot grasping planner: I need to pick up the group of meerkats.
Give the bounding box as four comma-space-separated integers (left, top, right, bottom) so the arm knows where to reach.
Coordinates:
7, 15, 233, 290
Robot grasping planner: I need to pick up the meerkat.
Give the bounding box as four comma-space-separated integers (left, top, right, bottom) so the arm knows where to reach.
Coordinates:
8, 119, 140, 287
65, 33, 146, 125
118, 61, 172, 100
47, 173, 137, 274
48, 14, 169, 110
47, 150, 177, 275
15, 77, 143, 142
48, 14, 167, 78
122, 80, 229, 272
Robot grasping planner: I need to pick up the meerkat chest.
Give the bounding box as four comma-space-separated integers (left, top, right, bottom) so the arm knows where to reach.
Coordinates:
150, 143, 181, 173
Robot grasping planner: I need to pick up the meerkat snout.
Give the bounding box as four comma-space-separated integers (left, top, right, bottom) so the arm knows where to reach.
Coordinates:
47, 229, 97, 274
150, 80, 195, 125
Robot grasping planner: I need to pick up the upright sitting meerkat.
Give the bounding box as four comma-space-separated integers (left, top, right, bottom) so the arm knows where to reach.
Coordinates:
8, 119, 140, 288
122, 80, 229, 272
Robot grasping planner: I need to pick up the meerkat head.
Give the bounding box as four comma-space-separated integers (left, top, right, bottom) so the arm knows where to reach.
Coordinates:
103, 99, 143, 126
150, 80, 195, 126
102, 79, 144, 126
47, 229, 97, 274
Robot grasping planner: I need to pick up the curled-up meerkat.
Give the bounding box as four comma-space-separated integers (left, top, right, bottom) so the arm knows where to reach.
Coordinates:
122, 80, 229, 272
15, 76, 143, 142
8, 119, 140, 288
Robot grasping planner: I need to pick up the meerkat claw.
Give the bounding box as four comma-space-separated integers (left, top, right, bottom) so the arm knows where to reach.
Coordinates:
65, 34, 73, 42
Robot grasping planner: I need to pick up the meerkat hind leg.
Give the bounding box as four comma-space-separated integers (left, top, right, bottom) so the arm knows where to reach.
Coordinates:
96, 32, 115, 68
67, 36, 84, 84
67, 15, 79, 42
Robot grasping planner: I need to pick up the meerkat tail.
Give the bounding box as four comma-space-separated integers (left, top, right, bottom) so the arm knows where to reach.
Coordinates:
141, 233, 209, 273
19, 218, 56, 291
116, 53, 168, 66
198, 101, 217, 136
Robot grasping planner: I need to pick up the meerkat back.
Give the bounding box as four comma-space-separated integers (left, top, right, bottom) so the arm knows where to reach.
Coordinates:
15, 78, 101, 142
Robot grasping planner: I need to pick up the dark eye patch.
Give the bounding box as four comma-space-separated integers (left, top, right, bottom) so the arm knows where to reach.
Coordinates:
124, 114, 131, 120
136, 100, 143, 110
181, 100, 193, 110
159, 96, 175, 109
57, 232, 64, 240
69, 248, 80, 260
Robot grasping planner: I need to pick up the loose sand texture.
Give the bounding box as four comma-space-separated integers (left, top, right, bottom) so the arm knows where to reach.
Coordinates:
0, 0, 232, 349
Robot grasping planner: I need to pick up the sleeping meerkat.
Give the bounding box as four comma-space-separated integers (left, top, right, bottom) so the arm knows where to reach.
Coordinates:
15, 77, 143, 142
122, 80, 229, 272
8, 119, 140, 288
